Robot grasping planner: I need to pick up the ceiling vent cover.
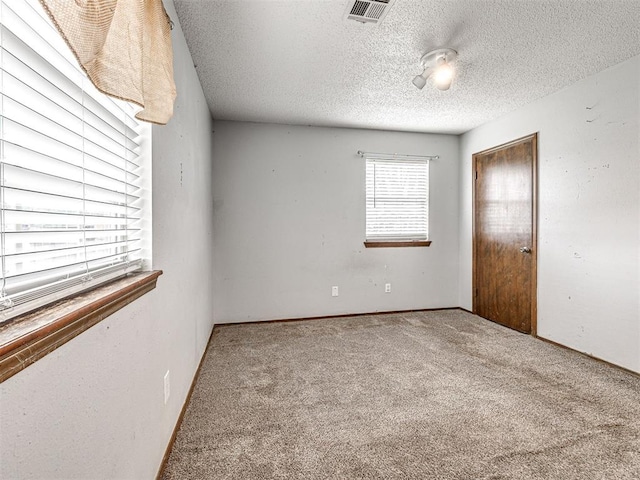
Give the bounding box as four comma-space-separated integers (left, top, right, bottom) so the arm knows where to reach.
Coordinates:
344, 0, 396, 25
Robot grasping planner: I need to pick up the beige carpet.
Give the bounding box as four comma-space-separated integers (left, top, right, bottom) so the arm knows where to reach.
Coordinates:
161, 309, 640, 479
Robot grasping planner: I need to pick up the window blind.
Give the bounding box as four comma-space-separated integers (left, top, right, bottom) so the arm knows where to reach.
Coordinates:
0, 0, 144, 321
365, 157, 429, 241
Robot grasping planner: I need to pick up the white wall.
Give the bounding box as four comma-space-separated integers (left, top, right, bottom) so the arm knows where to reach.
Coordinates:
459, 55, 640, 372
212, 121, 460, 323
0, 1, 215, 478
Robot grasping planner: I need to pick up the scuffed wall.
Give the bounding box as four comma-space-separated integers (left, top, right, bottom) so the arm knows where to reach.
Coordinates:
212, 121, 460, 323
459, 56, 640, 372
0, 1, 215, 477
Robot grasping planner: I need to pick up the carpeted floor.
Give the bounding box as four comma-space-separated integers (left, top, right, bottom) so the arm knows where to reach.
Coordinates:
161, 309, 640, 479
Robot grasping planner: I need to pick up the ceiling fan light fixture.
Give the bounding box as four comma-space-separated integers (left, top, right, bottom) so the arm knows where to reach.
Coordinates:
413, 48, 458, 91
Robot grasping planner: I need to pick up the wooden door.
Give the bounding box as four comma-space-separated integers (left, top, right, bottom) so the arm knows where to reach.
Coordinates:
473, 134, 537, 334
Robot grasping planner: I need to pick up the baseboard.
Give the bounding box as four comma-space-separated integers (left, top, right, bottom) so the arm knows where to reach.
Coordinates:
462, 310, 638, 376
215, 307, 462, 327
155, 326, 218, 480
535, 334, 640, 378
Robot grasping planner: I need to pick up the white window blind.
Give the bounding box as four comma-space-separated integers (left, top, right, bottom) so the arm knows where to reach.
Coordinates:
365, 157, 429, 241
0, 0, 145, 322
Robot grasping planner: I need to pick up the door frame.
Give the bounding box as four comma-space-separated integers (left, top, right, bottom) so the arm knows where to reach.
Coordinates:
472, 133, 538, 336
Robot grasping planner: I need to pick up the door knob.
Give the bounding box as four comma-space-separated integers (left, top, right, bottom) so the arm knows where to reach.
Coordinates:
520, 246, 532, 254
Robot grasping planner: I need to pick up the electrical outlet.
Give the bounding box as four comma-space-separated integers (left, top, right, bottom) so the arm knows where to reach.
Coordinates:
332, 286, 339, 297
385, 283, 391, 293
164, 370, 170, 405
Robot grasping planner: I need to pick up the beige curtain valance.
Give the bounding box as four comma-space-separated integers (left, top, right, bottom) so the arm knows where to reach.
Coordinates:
39, 0, 177, 125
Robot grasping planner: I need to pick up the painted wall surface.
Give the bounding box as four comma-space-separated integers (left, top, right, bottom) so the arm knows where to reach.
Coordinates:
212, 121, 460, 323
0, 1, 215, 478
459, 56, 640, 372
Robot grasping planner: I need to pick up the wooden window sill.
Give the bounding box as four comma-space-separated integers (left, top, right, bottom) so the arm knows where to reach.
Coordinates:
0, 270, 162, 384
364, 241, 432, 248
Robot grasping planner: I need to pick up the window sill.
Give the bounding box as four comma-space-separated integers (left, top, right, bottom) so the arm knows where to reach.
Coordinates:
364, 241, 432, 248
0, 270, 162, 384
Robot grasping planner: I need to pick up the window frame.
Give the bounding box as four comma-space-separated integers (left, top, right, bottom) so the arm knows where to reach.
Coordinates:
0, 0, 158, 383
0, 0, 153, 325
363, 154, 432, 248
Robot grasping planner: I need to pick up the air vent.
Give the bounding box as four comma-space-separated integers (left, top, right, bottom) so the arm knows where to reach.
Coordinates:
344, 0, 396, 25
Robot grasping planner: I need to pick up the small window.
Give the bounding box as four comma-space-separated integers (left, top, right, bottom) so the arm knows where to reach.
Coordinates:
365, 156, 429, 243
0, 0, 149, 322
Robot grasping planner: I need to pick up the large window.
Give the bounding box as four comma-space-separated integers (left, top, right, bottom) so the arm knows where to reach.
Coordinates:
365, 155, 429, 243
0, 0, 148, 322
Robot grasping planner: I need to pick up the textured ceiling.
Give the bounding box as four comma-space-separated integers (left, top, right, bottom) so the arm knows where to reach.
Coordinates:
173, 0, 640, 134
